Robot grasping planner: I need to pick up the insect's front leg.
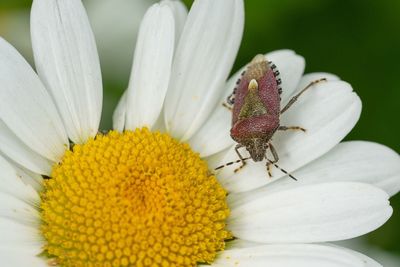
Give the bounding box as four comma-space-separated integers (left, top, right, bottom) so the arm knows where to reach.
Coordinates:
222, 86, 237, 111
234, 144, 247, 173
280, 78, 327, 114
265, 142, 279, 178
222, 70, 246, 111
222, 96, 234, 111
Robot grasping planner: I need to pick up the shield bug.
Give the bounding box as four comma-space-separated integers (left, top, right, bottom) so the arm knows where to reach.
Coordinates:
217, 54, 326, 179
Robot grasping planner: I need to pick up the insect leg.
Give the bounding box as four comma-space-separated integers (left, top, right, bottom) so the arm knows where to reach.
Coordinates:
266, 143, 279, 177
222, 83, 238, 110
234, 144, 247, 173
222, 88, 236, 110
278, 125, 306, 132
222, 102, 233, 111
280, 78, 327, 114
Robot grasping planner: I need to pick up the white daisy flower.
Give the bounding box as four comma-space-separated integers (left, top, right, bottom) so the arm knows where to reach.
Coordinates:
0, 0, 399, 266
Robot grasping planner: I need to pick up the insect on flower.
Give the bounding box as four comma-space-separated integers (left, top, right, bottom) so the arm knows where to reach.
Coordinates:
216, 54, 326, 180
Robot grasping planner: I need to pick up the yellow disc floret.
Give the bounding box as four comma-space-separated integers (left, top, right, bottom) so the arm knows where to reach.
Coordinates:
40, 128, 231, 267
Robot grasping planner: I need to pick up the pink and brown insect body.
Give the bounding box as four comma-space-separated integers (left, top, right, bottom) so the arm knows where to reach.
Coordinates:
231, 55, 281, 164
226, 54, 324, 178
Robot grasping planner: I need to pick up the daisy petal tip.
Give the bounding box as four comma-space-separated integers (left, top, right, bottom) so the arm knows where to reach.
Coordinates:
125, 2, 175, 130
164, 0, 244, 140
0, 34, 68, 163
228, 183, 392, 243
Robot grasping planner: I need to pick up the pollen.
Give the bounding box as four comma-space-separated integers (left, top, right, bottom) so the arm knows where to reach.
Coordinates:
40, 128, 231, 266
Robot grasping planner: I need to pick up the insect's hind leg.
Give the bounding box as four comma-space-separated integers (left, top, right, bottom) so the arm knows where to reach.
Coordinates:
265, 143, 279, 178
280, 78, 327, 114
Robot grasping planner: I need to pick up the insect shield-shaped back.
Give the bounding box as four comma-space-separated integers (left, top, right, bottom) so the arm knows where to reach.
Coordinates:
230, 55, 281, 161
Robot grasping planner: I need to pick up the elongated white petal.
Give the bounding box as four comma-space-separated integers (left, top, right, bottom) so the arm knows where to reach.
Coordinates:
210, 244, 382, 267
0, 120, 53, 175
232, 141, 400, 203
188, 62, 241, 157
225, 239, 264, 249
0, 249, 47, 266
164, 0, 244, 140
228, 183, 391, 243
0, 155, 40, 205
31, 0, 103, 144
189, 50, 306, 157
13, 165, 43, 193
0, 218, 43, 255
113, 90, 127, 132
296, 72, 340, 93
187, 73, 235, 156
85, 0, 154, 83
0, 38, 68, 162
217, 79, 361, 193
0, 193, 39, 226
162, 0, 187, 45
125, 3, 175, 130
338, 238, 400, 267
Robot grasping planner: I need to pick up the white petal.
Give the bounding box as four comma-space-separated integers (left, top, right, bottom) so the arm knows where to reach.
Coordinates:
0, 218, 43, 255
235, 141, 400, 201
162, 0, 187, 45
0, 155, 40, 205
31, 0, 103, 144
205, 145, 232, 169
296, 72, 340, 92
0, 120, 53, 175
210, 244, 382, 267
187, 78, 235, 156
217, 79, 361, 193
164, 0, 244, 140
228, 183, 391, 243
125, 3, 175, 130
347, 249, 384, 267
0, 193, 39, 226
266, 50, 305, 105
338, 238, 400, 267
12, 165, 43, 193
188, 62, 243, 157
225, 239, 264, 249
0, 38, 68, 162
113, 90, 127, 132
85, 0, 153, 83
0, 249, 47, 266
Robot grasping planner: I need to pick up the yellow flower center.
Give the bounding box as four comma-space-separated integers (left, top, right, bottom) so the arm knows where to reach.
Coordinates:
40, 128, 231, 267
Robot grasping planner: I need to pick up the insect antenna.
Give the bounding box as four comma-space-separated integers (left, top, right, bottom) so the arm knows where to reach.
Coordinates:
267, 159, 298, 181
214, 157, 252, 171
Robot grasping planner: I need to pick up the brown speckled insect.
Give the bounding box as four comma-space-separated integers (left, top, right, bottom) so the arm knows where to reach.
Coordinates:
217, 54, 326, 179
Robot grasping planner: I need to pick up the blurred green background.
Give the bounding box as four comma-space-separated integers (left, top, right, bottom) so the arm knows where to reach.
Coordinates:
0, 0, 399, 264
